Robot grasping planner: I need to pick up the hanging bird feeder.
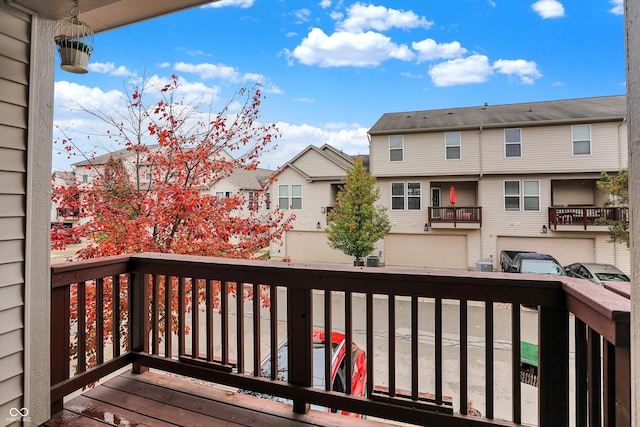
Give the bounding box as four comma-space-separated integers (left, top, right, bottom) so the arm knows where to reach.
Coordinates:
54, 1, 94, 74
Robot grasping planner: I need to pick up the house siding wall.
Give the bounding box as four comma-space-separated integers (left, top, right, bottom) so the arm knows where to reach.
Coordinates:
371, 121, 628, 178
0, 5, 30, 425
294, 149, 346, 177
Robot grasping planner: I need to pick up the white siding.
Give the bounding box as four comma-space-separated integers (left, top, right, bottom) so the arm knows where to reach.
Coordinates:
0, 6, 29, 423
293, 148, 346, 177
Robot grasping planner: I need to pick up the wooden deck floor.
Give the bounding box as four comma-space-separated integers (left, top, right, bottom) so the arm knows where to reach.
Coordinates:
45, 371, 392, 427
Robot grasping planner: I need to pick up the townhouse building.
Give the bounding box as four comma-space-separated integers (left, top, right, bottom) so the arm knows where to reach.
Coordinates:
270, 144, 369, 264
274, 96, 629, 272
368, 95, 629, 271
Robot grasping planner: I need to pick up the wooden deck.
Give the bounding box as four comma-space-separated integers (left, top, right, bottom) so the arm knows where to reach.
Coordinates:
45, 371, 391, 427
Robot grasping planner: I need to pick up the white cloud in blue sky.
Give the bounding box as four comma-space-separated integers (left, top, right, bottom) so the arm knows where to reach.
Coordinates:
532, 0, 566, 19
52, 1, 625, 171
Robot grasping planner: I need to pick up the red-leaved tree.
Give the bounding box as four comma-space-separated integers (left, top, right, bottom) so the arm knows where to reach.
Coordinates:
52, 75, 293, 370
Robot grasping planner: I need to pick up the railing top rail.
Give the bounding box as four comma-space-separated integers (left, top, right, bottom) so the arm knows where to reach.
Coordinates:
128, 252, 564, 305
562, 276, 630, 345
51, 254, 132, 288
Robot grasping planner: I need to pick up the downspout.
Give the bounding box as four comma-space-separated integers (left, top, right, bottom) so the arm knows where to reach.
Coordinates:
478, 124, 484, 263
618, 117, 627, 171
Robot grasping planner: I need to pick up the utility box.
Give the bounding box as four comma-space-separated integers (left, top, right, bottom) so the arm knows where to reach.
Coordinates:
476, 260, 493, 272
366, 256, 380, 267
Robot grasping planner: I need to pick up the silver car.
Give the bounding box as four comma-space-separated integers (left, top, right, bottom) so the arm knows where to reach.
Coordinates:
564, 262, 629, 286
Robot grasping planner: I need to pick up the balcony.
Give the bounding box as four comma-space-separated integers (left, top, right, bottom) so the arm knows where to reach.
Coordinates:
428, 206, 482, 229
548, 205, 629, 231
48, 253, 630, 426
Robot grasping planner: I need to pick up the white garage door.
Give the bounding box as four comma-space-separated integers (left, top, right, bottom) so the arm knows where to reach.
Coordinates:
385, 234, 467, 269
286, 231, 353, 264
497, 237, 595, 267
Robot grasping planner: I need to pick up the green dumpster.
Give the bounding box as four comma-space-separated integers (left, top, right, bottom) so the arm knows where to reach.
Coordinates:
520, 341, 538, 387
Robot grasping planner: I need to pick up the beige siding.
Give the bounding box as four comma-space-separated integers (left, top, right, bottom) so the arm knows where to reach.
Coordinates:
371, 121, 627, 178
293, 149, 346, 177
284, 231, 353, 264
385, 234, 467, 269
0, 5, 29, 422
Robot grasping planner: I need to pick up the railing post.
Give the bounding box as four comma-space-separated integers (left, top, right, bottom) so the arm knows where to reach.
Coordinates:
287, 287, 312, 414
538, 305, 569, 426
129, 270, 149, 374
50, 285, 70, 414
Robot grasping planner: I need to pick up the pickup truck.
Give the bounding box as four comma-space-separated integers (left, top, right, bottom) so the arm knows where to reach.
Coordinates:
500, 250, 566, 275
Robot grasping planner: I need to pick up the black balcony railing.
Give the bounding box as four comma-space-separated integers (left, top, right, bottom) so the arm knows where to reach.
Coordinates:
51, 253, 631, 426
548, 206, 629, 230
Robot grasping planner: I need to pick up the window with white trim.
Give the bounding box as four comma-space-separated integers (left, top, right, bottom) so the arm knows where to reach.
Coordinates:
391, 182, 421, 210
505, 128, 522, 158
523, 181, 540, 211
389, 135, 404, 162
572, 124, 591, 155
278, 184, 302, 209
504, 180, 540, 211
445, 132, 461, 160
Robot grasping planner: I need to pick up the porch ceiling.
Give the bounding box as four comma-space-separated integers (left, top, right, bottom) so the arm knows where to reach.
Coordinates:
8, 0, 219, 33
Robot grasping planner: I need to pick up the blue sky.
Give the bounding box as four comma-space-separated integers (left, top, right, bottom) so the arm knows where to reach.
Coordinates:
52, 0, 625, 171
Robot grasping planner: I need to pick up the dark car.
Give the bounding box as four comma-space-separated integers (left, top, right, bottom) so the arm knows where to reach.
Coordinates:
565, 262, 630, 286
239, 330, 367, 416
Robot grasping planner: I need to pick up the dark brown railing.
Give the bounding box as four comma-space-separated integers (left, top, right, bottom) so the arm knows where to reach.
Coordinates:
51, 254, 631, 426
428, 206, 482, 227
548, 206, 629, 230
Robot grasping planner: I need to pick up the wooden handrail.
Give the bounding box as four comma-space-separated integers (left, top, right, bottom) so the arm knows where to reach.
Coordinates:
50, 254, 631, 426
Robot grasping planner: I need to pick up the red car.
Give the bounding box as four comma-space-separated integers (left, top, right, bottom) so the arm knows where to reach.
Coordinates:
240, 330, 367, 416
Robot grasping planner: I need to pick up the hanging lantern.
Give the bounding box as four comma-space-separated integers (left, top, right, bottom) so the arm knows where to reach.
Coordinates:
54, 1, 94, 74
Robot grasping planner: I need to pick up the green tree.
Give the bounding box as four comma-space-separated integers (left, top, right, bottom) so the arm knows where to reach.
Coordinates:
326, 158, 391, 264
597, 167, 629, 247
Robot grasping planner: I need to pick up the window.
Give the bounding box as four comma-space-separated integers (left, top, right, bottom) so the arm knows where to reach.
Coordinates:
445, 132, 461, 160
278, 184, 302, 209
505, 128, 522, 158
523, 180, 540, 211
248, 191, 256, 210
504, 180, 540, 211
265, 192, 271, 210
572, 124, 591, 155
504, 181, 520, 211
391, 182, 421, 210
389, 135, 404, 162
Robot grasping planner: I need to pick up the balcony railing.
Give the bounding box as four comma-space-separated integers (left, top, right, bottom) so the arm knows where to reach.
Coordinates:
51, 253, 631, 426
548, 206, 629, 230
428, 206, 482, 227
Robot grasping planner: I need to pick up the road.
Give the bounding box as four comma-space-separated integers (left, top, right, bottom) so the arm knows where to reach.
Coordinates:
192, 289, 546, 425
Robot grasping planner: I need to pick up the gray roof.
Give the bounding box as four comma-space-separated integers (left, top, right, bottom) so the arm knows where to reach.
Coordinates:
225, 167, 274, 190
368, 95, 626, 135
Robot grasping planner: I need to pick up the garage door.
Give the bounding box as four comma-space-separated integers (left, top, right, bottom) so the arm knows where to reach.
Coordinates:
497, 237, 595, 267
385, 234, 467, 269
285, 231, 353, 264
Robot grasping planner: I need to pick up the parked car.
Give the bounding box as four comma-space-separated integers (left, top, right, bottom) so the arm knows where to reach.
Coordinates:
500, 250, 566, 275
239, 330, 367, 417
564, 262, 630, 286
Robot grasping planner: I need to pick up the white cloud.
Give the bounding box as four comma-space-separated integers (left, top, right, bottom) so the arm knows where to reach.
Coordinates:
338, 3, 434, 33
428, 55, 493, 87
290, 28, 414, 67
294, 8, 312, 23
265, 122, 369, 169
202, 0, 254, 8
87, 61, 134, 77
158, 62, 171, 68
319, 0, 331, 9
412, 39, 467, 62
493, 59, 542, 84
610, 0, 623, 15
532, 0, 565, 19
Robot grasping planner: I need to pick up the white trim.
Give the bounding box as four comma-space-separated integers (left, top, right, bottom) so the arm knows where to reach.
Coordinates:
445, 131, 461, 160
571, 124, 592, 156
388, 135, 404, 162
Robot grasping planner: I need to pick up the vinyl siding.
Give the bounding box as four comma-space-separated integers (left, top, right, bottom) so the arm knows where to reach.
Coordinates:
293, 148, 347, 178
371, 121, 627, 178
0, 5, 29, 425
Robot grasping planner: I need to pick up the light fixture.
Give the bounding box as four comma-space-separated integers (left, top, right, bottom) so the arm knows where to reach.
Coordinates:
424, 222, 429, 232
316, 221, 321, 229
55, 1, 94, 74
541, 225, 548, 234
321, 207, 326, 213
